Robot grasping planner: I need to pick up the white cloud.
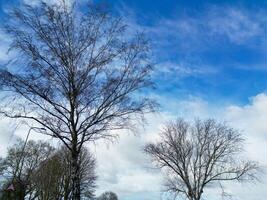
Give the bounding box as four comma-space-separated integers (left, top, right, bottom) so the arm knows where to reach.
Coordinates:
89, 114, 167, 199
164, 93, 267, 200
121, 5, 265, 48
226, 93, 267, 138
81, 93, 267, 200
0, 31, 12, 64
0, 2, 267, 198
0, 119, 56, 157
155, 62, 217, 79
0, 91, 267, 199
0, 119, 20, 156
225, 94, 267, 167
207, 7, 262, 44
23, 0, 73, 7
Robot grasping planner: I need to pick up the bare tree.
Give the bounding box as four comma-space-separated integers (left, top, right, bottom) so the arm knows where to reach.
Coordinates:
97, 191, 118, 200
144, 119, 259, 200
0, 140, 55, 200
0, 0, 155, 199
0, 141, 96, 200
33, 146, 97, 200
33, 153, 65, 200
77, 147, 97, 199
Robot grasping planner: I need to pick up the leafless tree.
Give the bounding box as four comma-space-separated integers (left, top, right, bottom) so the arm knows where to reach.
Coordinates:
97, 191, 118, 200
0, 141, 96, 200
33, 146, 97, 200
0, 140, 55, 200
144, 119, 259, 200
0, 0, 155, 199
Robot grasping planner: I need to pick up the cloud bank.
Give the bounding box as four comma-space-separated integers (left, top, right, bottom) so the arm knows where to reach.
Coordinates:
87, 93, 267, 200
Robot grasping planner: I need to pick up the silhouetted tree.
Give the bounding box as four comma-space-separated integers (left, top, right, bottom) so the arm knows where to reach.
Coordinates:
0, 140, 55, 200
0, 0, 155, 199
33, 146, 97, 200
145, 119, 259, 200
0, 141, 96, 200
97, 191, 118, 200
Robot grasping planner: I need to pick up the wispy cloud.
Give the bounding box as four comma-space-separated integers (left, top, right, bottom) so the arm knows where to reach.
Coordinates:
151, 6, 264, 45
207, 7, 263, 44
119, 4, 267, 51
155, 61, 217, 79
0, 30, 12, 64
23, 0, 74, 7
116, 4, 267, 90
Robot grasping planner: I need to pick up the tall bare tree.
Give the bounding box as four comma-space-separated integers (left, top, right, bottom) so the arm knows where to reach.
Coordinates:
0, 1, 154, 199
144, 119, 259, 200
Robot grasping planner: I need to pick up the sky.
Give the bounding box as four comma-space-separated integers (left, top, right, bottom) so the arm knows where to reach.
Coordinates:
0, 0, 267, 200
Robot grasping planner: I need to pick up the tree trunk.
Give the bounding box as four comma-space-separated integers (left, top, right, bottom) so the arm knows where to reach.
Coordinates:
71, 149, 81, 200
17, 179, 26, 200
63, 176, 71, 200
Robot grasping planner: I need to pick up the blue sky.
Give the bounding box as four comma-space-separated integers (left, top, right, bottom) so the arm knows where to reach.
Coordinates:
110, 0, 267, 108
1, 0, 267, 106
1, 1, 267, 200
